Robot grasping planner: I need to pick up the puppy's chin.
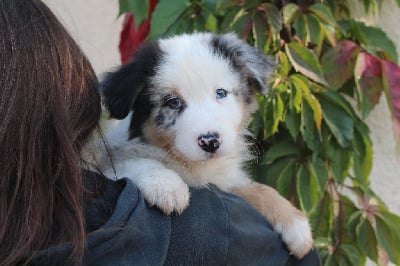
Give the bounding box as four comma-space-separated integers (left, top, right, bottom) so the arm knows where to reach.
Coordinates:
171, 148, 211, 163
173, 145, 231, 164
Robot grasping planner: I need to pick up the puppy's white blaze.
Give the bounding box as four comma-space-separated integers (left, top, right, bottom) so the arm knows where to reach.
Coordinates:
156, 35, 240, 101
155, 33, 246, 162
174, 97, 243, 161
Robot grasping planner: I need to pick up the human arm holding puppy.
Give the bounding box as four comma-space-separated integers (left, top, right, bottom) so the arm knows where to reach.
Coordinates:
0, 0, 320, 265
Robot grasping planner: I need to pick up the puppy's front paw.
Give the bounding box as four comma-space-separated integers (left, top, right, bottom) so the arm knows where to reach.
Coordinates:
231, 183, 313, 259
138, 169, 190, 215
275, 215, 313, 259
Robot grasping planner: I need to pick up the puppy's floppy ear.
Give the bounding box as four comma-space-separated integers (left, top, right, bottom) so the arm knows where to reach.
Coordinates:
211, 33, 274, 94
100, 41, 162, 119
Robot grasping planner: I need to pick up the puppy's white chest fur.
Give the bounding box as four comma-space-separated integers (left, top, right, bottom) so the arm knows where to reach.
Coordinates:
101, 115, 251, 192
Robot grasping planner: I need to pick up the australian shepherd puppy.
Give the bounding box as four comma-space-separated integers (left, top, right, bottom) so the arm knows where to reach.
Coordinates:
96, 33, 313, 258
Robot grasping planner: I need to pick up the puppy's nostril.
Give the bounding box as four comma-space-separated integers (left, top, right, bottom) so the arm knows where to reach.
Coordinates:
198, 133, 221, 153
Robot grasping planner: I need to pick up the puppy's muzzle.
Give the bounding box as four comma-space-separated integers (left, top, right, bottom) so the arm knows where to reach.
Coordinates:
198, 133, 221, 153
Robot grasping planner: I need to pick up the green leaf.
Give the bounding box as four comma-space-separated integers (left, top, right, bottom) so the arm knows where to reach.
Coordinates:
283, 3, 301, 25
319, 96, 354, 148
149, 0, 189, 38
119, 0, 130, 16
375, 215, 400, 264
296, 163, 320, 212
228, 9, 251, 34
325, 254, 340, 266
354, 21, 398, 63
263, 142, 300, 164
260, 157, 295, 186
290, 75, 322, 134
338, 195, 360, 244
128, 0, 149, 28
205, 13, 218, 32
202, 0, 218, 11
352, 127, 372, 186
261, 96, 276, 138
293, 15, 307, 42
274, 94, 285, 125
285, 42, 327, 86
301, 99, 321, 151
356, 218, 379, 262
249, 105, 263, 137
307, 3, 337, 47
310, 157, 328, 192
252, 12, 268, 51
310, 195, 333, 237
266, 94, 285, 135
276, 158, 297, 198
304, 93, 323, 135
192, 12, 207, 32
316, 240, 330, 262
339, 244, 363, 266
378, 207, 400, 241
316, 90, 357, 119
347, 210, 362, 241
285, 108, 301, 140
306, 14, 324, 54
354, 52, 383, 118
308, 3, 337, 27
290, 74, 310, 92
263, 3, 282, 36
321, 40, 361, 90
326, 141, 351, 183
173, 19, 192, 35
291, 82, 302, 113
278, 51, 291, 77
321, 21, 337, 47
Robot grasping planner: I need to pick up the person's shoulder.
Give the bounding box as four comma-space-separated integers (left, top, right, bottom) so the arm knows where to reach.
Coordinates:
83, 170, 125, 232
166, 185, 321, 266
82, 171, 172, 265
81, 172, 321, 265
32, 172, 172, 265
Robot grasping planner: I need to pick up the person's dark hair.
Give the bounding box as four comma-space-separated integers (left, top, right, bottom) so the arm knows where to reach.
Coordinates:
0, 0, 101, 264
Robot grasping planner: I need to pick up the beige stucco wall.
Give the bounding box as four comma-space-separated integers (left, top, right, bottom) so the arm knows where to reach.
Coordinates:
43, 0, 400, 215
42, 0, 123, 75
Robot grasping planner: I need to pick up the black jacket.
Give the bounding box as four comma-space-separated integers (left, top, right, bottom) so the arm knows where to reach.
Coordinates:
33, 171, 321, 265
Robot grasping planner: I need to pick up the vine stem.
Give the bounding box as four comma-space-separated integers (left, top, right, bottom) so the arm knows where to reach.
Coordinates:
326, 176, 342, 252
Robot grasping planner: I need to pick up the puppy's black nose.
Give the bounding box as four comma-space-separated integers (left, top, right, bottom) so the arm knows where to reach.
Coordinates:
198, 133, 221, 153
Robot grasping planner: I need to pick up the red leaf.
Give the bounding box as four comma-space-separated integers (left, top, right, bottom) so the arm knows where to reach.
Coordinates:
354, 52, 383, 117
382, 60, 400, 146
119, 0, 158, 64
321, 40, 360, 90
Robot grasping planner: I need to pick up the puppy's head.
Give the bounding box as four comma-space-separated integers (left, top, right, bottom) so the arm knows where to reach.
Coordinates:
101, 33, 274, 162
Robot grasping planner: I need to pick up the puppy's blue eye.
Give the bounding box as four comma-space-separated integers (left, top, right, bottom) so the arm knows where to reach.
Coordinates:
166, 97, 182, 110
216, 88, 228, 99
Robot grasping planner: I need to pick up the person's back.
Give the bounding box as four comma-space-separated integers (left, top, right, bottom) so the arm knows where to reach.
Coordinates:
32, 171, 320, 265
